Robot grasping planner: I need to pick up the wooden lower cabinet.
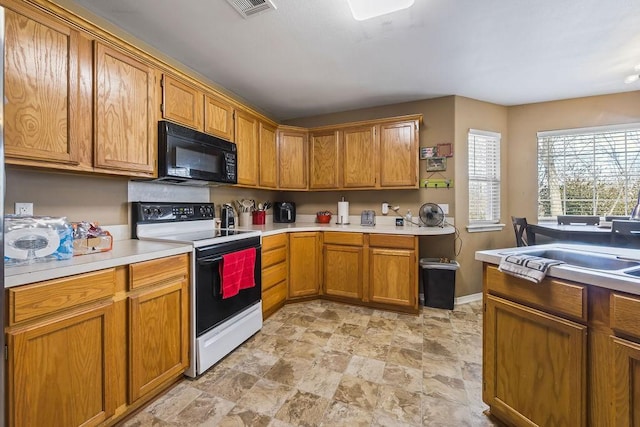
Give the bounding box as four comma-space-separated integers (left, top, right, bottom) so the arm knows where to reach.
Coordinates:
5, 254, 190, 427
612, 337, 640, 427
261, 234, 288, 318
323, 244, 363, 301
288, 232, 321, 298
369, 247, 416, 309
7, 301, 115, 427
484, 295, 587, 427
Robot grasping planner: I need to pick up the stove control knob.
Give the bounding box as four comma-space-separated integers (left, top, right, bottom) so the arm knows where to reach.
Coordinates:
143, 208, 152, 217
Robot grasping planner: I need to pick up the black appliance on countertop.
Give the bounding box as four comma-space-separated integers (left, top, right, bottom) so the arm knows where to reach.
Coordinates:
274, 202, 296, 223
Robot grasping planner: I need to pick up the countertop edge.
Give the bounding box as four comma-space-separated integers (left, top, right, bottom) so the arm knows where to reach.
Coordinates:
236, 222, 456, 236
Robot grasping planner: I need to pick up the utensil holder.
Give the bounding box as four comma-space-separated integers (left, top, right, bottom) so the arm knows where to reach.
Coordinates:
239, 212, 251, 227
252, 210, 266, 225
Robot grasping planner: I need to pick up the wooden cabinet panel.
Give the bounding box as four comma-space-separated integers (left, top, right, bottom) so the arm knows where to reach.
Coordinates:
235, 109, 259, 186
323, 232, 364, 246
369, 234, 415, 249
9, 268, 115, 325
485, 265, 587, 322
262, 233, 287, 251
263, 262, 287, 291
612, 337, 640, 427
161, 74, 203, 130
7, 301, 116, 427
278, 128, 308, 189
310, 130, 340, 189
289, 232, 321, 298
263, 246, 287, 270
4, 6, 83, 166
369, 247, 416, 308
379, 120, 418, 187
204, 93, 234, 140
94, 42, 156, 175
324, 244, 363, 300
129, 278, 189, 403
262, 234, 288, 319
342, 125, 377, 188
129, 254, 189, 290
611, 293, 640, 339
484, 295, 587, 427
263, 281, 287, 319
259, 122, 278, 188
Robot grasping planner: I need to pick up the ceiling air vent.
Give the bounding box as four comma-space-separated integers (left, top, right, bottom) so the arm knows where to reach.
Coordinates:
226, 0, 277, 18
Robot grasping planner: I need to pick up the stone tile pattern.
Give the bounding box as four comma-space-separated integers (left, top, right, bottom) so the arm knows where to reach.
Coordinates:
124, 300, 500, 426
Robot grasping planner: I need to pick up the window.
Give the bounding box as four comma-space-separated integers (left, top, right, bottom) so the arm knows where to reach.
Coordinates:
537, 124, 640, 220
468, 129, 501, 224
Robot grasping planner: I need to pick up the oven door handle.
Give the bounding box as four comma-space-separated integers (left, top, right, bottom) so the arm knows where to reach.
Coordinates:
197, 256, 223, 265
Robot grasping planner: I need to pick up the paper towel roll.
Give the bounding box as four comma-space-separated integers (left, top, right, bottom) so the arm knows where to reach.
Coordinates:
337, 201, 350, 224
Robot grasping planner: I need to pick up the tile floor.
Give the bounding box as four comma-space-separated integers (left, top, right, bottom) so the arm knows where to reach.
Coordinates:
124, 300, 501, 426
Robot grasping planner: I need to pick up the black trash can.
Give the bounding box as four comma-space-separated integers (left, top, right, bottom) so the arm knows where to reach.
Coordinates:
420, 258, 460, 310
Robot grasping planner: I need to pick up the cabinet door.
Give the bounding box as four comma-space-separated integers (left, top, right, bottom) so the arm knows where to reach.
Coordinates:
379, 120, 418, 187
204, 93, 234, 141
278, 128, 308, 189
129, 277, 189, 403
259, 122, 278, 188
369, 247, 416, 308
288, 232, 320, 298
612, 337, 640, 427
7, 301, 115, 427
484, 295, 587, 427
324, 244, 363, 300
342, 125, 377, 188
235, 109, 259, 186
94, 42, 156, 175
4, 6, 84, 166
161, 74, 203, 130
309, 130, 340, 189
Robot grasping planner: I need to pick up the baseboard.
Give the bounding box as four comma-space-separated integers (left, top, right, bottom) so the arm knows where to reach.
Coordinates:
455, 292, 482, 305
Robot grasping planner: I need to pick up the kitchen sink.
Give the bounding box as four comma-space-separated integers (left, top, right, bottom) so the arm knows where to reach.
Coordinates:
515, 249, 640, 271
624, 268, 640, 277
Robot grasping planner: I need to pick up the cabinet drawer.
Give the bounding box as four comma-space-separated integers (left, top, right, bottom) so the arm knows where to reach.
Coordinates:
263, 280, 286, 313
263, 262, 287, 291
262, 233, 287, 251
611, 293, 640, 339
323, 232, 363, 246
485, 265, 587, 321
9, 269, 116, 325
263, 246, 287, 269
369, 234, 415, 249
130, 254, 189, 290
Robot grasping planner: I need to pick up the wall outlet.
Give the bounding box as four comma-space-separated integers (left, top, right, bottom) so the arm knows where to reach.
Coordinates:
438, 204, 449, 214
381, 202, 389, 215
15, 202, 33, 216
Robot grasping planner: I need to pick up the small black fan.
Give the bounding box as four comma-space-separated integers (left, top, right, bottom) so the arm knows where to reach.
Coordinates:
419, 203, 445, 227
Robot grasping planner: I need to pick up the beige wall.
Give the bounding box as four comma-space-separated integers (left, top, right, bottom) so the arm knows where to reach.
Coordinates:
453, 97, 510, 297
507, 91, 640, 221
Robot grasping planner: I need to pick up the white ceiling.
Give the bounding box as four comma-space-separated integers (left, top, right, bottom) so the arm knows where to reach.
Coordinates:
69, 0, 640, 121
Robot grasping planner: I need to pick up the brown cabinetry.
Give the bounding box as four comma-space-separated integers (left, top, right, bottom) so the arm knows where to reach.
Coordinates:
259, 122, 278, 188
94, 42, 157, 175
278, 126, 308, 189
5, 254, 190, 426
204, 93, 235, 141
342, 125, 377, 188
288, 232, 321, 298
235, 109, 260, 186
261, 234, 288, 318
309, 130, 340, 189
323, 232, 364, 301
379, 120, 418, 187
161, 74, 203, 130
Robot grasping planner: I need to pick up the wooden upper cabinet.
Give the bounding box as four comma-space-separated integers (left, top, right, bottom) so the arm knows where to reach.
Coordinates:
4, 6, 87, 167
278, 127, 308, 190
94, 42, 156, 175
379, 120, 418, 187
259, 121, 278, 188
235, 109, 259, 186
342, 125, 377, 188
204, 93, 234, 141
161, 74, 203, 130
310, 130, 340, 189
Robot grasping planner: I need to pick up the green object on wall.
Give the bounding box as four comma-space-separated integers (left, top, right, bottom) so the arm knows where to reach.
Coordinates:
420, 178, 453, 188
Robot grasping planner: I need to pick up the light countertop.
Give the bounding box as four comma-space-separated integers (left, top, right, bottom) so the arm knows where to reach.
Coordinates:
476, 243, 640, 296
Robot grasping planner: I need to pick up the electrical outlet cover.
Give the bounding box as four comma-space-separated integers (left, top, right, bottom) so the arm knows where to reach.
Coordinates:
15, 202, 33, 215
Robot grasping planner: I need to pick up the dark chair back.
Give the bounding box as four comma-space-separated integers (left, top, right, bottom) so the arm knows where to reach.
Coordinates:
557, 215, 600, 225
511, 216, 535, 247
611, 220, 640, 248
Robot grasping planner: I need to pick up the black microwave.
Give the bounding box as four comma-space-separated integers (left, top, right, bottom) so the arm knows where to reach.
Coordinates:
157, 121, 237, 185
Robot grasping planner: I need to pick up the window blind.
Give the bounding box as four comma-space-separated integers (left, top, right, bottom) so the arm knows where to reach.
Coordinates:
537, 124, 640, 219
468, 129, 501, 223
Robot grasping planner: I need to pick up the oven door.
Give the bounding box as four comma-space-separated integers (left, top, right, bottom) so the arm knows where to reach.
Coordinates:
195, 237, 261, 336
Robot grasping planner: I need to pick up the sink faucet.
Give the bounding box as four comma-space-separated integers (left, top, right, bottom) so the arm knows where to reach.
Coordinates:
631, 189, 640, 220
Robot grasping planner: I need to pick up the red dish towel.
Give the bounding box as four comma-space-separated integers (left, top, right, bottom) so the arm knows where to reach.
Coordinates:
220, 248, 256, 299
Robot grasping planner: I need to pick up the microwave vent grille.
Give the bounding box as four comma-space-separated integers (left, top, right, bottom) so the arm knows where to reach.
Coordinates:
226, 0, 277, 18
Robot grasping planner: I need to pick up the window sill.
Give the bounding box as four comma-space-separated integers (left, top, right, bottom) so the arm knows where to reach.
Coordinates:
466, 223, 505, 233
